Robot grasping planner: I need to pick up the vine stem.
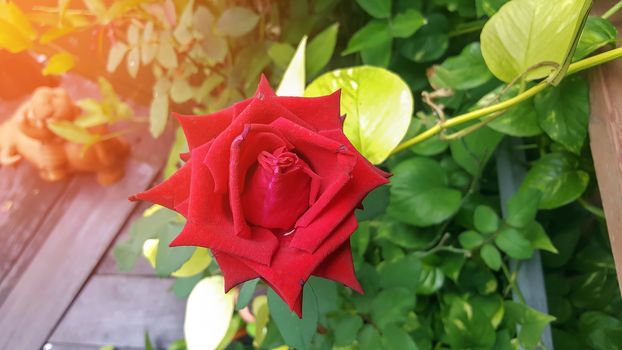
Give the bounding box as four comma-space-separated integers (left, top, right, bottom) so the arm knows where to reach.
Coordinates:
391, 47, 622, 154
603, 0, 622, 20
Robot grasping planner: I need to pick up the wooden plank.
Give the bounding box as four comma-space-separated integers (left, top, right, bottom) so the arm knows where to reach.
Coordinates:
49, 275, 185, 349
589, 63, 622, 294
0, 163, 68, 286
0, 159, 158, 350
496, 139, 553, 349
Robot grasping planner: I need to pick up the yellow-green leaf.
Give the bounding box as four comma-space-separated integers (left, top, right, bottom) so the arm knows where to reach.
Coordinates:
276, 36, 307, 97
0, 18, 32, 52
305, 66, 413, 164
126, 46, 140, 78
253, 295, 270, 348
40, 25, 75, 44
156, 33, 178, 69
150, 79, 171, 137
185, 276, 235, 350
481, 0, 592, 84
43, 52, 76, 76
48, 120, 100, 144
0, 2, 36, 40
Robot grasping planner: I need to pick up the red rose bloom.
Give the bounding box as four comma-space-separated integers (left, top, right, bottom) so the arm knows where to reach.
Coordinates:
131, 77, 389, 316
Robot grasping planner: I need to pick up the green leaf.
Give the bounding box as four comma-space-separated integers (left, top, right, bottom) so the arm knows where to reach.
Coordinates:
390, 9, 425, 38
506, 187, 542, 228
155, 223, 195, 277
399, 14, 448, 62
371, 288, 416, 329
443, 298, 496, 349
329, 314, 364, 346
459, 230, 485, 249
450, 125, 503, 176
418, 263, 445, 295
47, 120, 100, 145
216, 7, 259, 37
429, 42, 492, 90
306, 23, 339, 78
473, 205, 499, 234
408, 115, 449, 156
534, 75, 589, 154
524, 221, 558, 253
305, 66, 413, 164
185, 277, 235, 350
356, 0, 391, 18
495, 227, 534, 259
358, 325, 383, 350
480, 244, 502, 271
376, 221, 438, 250
579, 311, 622, 349
387, 158, 462, 227
480, 85, 543, 137
236, 278, 259, 310
267, 285, 318, 350
277, 36, 307, 97
144, 331, 154, 350
469, 294, 505, 329
520, 152, 589, 209
378, 255, 422, 291
573, 16, 617, 60
252, 296, 270, 348
481, 0, 592, 83
360, 35, 392, 67
356, 185, 390, 221
343, 20, 391, 55
268, 42, 295, 69
504, 301, 555, 349
171, 274, 203, 299
381, 325, 418, 350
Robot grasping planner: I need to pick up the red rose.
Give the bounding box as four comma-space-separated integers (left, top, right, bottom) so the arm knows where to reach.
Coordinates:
131, 77, 389, 316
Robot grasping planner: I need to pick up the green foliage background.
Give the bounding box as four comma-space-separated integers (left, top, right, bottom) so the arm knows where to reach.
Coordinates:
110, 0, 622, 349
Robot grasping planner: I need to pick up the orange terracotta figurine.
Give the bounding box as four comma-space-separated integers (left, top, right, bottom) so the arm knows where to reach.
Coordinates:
0, 87, 129, 185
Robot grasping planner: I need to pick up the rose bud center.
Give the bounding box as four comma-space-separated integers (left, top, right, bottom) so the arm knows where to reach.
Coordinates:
242, 147, 315, 231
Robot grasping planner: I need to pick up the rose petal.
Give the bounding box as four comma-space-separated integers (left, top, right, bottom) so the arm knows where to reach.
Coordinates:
129, 161, 191, 217
212, 250, 259, 292
312, 241, 362, 294
205, 98, 314, 193
276, 90, 343, 131
233, 214, 358, 315
176, 99, 251, 150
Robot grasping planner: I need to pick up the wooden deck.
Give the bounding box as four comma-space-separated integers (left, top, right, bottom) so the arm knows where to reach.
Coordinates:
0, 76, 183, 350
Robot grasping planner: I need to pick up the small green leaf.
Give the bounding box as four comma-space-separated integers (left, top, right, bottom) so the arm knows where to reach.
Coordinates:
480, 85, 543, 137
330, 314, 364, 346
387, 158, 462, 227
268, 42, 295, 69
370, 288, 415, 329
573, 16, 617, 60
429, 42, 492, 90
216, 7, 259, 37
443, 298, 496, 349
521, 152, 589, 209
252, 296, 270, 348
358, 325, 382, 350
481, 0, 592, 83
236, 278, 259, 310
382, 325, 418, 350
390, 9, 425, 38
144, 332, 154, 350
495, 227, 534, 259
450, 125, 503, 176
480, 244, 502, 271
360, 35, 392, 67
267, 285, 318, 350
399, 14, 449, 62
277, 36, 307, 97
306, 23, 339, 78
356, 0, 391, 18
171, 274, 203, 299
343, 20, 391, 55
524, 221, 558, 253
473, 205, 499, 234
506, 187, 542, 228
418, 263, 445, 295
378, 255, 422, 291
459, 230, 485, 249
305, 66, 413, 164
504, 301, 556, 349
534, 75, 589, 154
155, 224, 195, 277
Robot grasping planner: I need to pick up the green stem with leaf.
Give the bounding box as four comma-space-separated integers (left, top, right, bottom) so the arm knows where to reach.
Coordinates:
391, 47, 622, 154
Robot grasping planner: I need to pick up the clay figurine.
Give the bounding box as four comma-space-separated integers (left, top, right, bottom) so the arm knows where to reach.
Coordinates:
0, 87, 130, 185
